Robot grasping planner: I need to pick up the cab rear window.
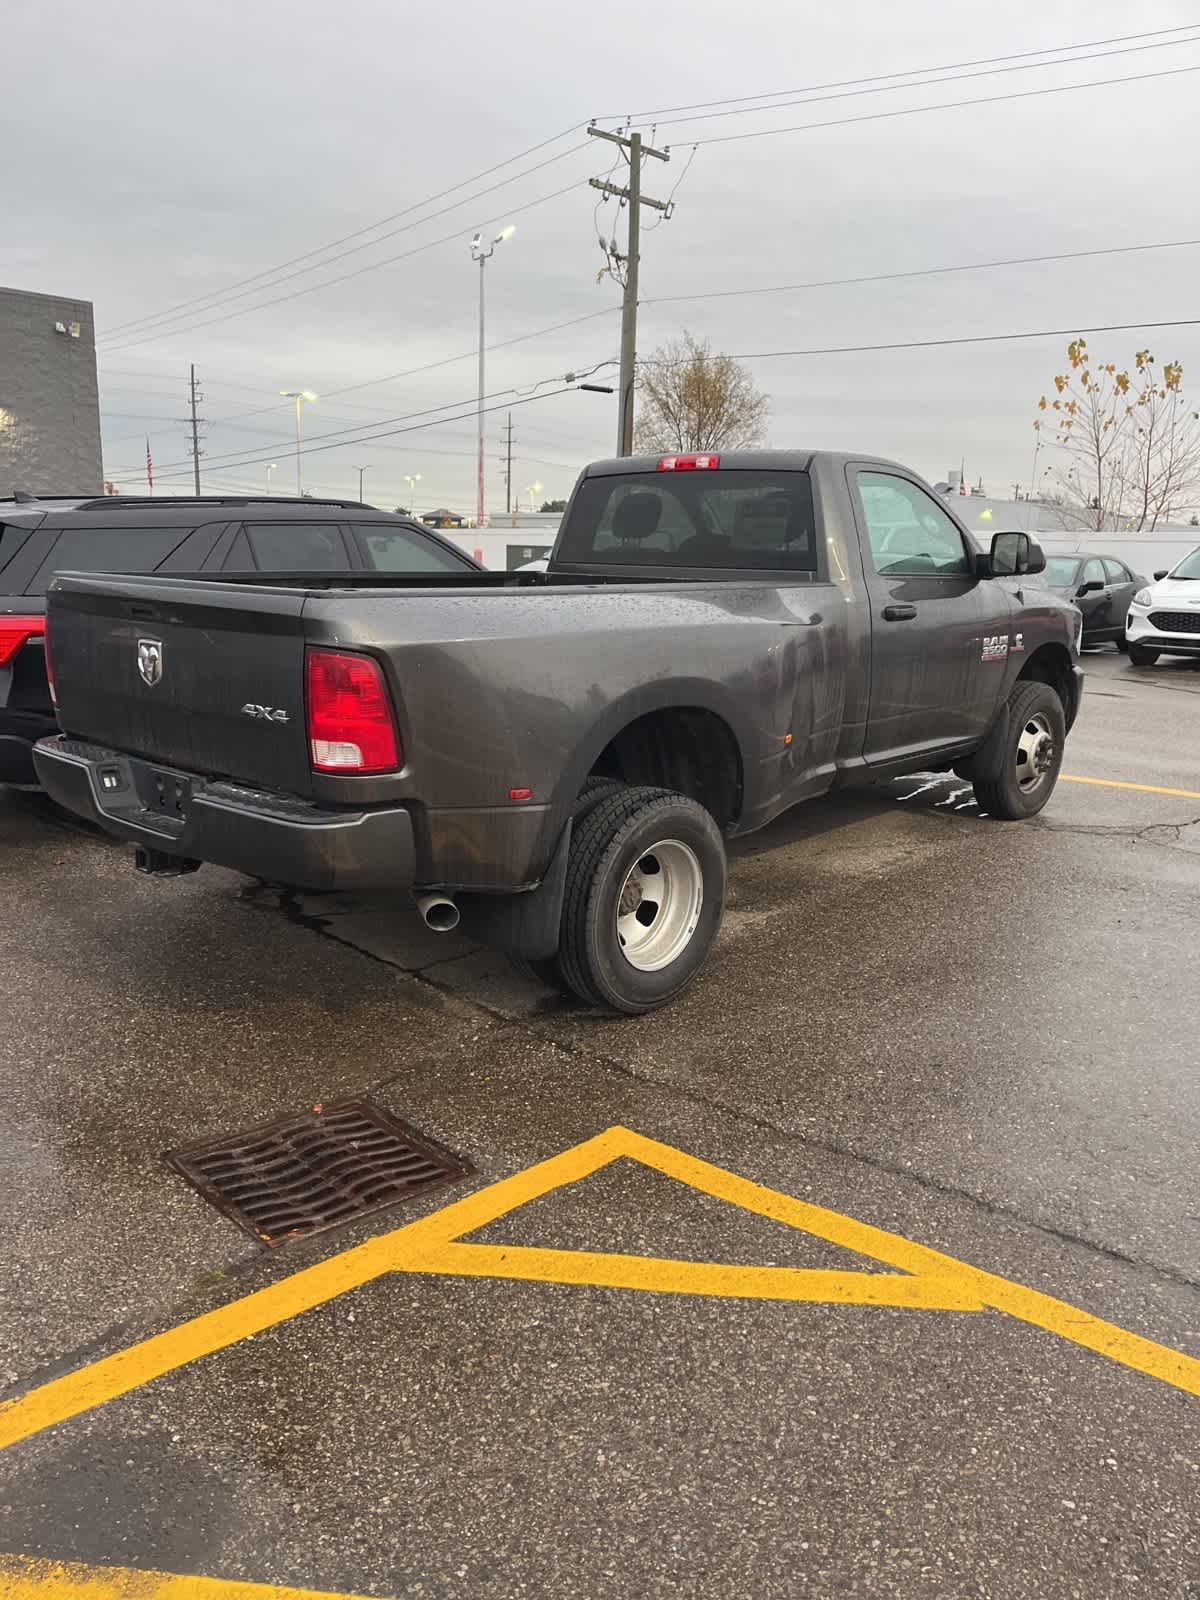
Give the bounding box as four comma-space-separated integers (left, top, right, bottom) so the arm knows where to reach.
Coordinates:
555, 471, 817, 571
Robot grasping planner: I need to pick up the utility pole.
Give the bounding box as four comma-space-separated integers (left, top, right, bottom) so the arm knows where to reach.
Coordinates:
470, 226, 515, 529
588, 125, 670, 456
502, 413, 514, 515
188, 363, 204, 495
355, 465, 370, 502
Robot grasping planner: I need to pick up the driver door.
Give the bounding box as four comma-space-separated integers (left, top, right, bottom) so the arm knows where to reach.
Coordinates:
849, 467, 1013, 765
1075, 557, 1112, 639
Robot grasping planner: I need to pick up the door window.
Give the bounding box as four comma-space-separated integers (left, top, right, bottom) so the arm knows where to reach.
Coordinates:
227, 521, 351, 571
856, 474, 971, 576
1103, 559, 1130, 584
1080, 559, 1106, 587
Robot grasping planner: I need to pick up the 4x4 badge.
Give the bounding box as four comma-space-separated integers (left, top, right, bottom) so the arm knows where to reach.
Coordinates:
136, 638, 163, 686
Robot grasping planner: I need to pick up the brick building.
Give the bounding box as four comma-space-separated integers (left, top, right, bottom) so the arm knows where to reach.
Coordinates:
0, 285, 102, 494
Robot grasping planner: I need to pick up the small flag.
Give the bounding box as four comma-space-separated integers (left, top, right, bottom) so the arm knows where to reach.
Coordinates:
145, 436, 154, 493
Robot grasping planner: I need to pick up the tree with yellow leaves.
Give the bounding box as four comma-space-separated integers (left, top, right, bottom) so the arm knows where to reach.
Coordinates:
1035, 340, 1200, 530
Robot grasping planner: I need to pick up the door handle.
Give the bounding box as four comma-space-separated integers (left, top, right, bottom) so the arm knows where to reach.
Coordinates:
882, 604, 918, 621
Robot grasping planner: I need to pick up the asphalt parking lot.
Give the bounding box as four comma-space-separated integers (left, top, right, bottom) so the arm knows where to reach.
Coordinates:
2, 649, 1198, 1600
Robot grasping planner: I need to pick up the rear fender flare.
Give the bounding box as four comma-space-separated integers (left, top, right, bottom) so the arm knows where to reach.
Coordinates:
538, 677, 752, 852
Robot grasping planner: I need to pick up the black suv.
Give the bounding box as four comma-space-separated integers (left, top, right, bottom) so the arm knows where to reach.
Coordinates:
0, 493, 479, 785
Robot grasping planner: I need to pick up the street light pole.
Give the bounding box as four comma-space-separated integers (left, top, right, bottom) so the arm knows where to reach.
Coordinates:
403, 472, 422, 514
280, 389, 317, 496
266, 463, 277, 496
355, 465, 369, 502
470, 226, 514, 530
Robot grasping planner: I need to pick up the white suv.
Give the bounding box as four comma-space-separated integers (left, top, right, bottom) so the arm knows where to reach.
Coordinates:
1125, 544, 1200, 666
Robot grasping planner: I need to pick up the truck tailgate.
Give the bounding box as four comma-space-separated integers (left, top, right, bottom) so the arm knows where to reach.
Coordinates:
47, 574, 315, 795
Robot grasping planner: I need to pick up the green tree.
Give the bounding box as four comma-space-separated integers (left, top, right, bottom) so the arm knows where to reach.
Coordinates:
539, 498, 567, 513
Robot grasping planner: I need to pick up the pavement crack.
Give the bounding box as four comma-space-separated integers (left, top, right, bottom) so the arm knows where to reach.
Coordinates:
264, 882, 1200, 1299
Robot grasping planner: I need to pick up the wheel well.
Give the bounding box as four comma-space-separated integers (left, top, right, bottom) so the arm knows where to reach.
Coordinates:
1017, 643, 1079, 729
589, 707, 743, 829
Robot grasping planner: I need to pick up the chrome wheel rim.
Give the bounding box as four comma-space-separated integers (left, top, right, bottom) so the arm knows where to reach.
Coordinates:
1016, 711, 1056, 794
616, 839, 703, 972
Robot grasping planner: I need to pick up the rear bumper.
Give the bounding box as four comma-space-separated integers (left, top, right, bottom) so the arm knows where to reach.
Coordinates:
32, 735, 416, 892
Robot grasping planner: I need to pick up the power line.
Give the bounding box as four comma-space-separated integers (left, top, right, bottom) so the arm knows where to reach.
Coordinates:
99, 143, 591, 349
124, 363, 613, 476
139, 387, 582, 481
617, 29, 1200, 133
101, 179, 590, 353
719, 317, 1200, 364
597, 22, 1200, 121
100, 124, 586, 338
321, 307, 619, 400
688, 62, 1200, 147
643, 236, 1200, 309
171, 307, 618, 443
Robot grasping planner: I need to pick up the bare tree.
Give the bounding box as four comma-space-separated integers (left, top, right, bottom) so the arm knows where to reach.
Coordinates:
1035, 340, 1200, 529
635, 331, 769, 453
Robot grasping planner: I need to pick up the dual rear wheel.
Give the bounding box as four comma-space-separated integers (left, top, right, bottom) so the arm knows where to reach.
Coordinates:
514, 779, 726, 1015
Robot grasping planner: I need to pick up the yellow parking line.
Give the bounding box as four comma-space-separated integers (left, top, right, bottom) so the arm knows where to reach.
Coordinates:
1061, 774, 1200, 800
1, 1127, 1198, 1458
0, 1552, 378, 1600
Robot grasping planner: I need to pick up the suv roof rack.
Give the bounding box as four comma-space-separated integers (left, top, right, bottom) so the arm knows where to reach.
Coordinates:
69, 494, 372, 512
2, 491, 87, 504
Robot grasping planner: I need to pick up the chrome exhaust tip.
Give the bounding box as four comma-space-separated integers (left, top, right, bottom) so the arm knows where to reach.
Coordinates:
415, 893, 460, 933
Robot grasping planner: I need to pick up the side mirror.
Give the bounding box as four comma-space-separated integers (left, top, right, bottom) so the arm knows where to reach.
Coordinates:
1075, 580, 1105, 597
988, 530, 1046, 578
1154, 569, 1169, 581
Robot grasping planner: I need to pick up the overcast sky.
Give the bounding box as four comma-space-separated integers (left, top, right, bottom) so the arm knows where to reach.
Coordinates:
5, 0, 1200, 516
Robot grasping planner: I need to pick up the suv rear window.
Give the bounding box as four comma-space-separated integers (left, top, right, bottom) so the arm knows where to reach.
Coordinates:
0, 521, 34, 575
348, 522, 472, 573
554, 471, 818, 571
25, 526, 193, 592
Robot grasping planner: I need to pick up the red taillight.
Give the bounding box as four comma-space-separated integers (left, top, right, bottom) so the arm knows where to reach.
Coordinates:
657, 453, 720, 472
305, 648, 401, 774
0, 614, 44, 669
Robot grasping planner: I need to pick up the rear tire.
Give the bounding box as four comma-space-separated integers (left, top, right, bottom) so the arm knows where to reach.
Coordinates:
1128, 643, 1160, 666
1115, 635, 1129, 653
971, 680, 1065, 820
557, 787, 726, 1014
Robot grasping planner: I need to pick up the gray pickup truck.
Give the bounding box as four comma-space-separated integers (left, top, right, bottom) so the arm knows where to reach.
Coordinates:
35, 450, 1082, 1013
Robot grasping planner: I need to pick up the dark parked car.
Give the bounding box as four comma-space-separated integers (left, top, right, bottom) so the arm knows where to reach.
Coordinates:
1041, 553, 1145, 649
0, 493, 479, 785
37, 451, 1082, 1014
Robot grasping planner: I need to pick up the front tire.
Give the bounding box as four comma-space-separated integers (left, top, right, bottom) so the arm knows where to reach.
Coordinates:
558, 787, 726, 1014
971, 680, 1065, 820
1128, 642, 1160, 666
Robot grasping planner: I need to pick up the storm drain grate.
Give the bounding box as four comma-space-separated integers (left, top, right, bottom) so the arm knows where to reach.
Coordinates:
166, 1098, 470, 1246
